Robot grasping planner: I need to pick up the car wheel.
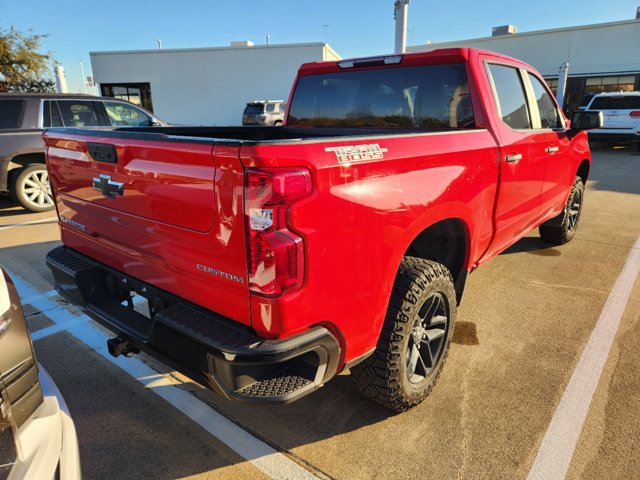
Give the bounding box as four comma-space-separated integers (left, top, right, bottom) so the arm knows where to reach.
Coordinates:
12, 164, 55, 212
539, 176, 584, 245
351, 257, 456, 412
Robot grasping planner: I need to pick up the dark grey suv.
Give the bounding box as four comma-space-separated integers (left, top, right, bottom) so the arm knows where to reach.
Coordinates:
0, 93, 166, 212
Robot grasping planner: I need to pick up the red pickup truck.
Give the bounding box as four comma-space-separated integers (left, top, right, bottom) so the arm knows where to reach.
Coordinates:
44, 48, 602, 412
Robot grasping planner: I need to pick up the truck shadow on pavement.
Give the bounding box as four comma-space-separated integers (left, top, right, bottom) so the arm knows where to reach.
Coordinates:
500, 236, 560, 256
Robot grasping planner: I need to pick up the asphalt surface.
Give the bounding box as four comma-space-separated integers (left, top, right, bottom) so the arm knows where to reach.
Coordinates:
0, 142, 639, 479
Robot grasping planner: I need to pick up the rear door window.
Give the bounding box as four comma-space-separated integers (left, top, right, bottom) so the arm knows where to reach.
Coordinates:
590, 96, 640, 110
488, 64, 531, 130
104, 101, 152, 126
56, 101, 105, 127
0, 100, 25, 129
528, 73, 561, 129
287, 63, 475, 129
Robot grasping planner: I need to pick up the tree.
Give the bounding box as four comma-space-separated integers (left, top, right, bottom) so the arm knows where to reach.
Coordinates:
0, 27, 56, 92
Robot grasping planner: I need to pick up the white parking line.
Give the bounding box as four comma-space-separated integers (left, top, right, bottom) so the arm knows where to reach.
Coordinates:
11, 273, 320, 480
528, 238, 640, 480
20, 289, 57, 307
31, 315, 88, 341
0, 216, 58, 231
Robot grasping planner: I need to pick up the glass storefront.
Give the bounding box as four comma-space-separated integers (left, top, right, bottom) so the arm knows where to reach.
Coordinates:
544, 74, 640, 115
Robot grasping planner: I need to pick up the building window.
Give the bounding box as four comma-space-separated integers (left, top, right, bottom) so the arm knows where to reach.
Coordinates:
100, 83, 154, 113
584, 75, 636, 95
544, 78, 558, 95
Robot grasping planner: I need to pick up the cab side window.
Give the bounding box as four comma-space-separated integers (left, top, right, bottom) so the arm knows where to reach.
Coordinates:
265, 103, 276, 113
528, 73, 561, 129
488, 64, 532, 130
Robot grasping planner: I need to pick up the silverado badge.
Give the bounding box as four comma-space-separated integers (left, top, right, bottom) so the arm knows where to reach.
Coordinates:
92, 174, 124, 198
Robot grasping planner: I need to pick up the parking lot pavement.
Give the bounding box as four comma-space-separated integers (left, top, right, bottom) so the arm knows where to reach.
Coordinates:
0, 143, 639, 479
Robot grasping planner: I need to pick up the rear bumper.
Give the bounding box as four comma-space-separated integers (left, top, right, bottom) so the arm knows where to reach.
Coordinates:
46, 246, 340, 404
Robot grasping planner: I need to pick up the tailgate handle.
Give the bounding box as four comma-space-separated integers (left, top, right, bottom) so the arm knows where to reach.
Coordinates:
87, 143, 118, 164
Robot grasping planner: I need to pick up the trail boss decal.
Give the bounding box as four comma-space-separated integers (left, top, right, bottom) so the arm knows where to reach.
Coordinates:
325, 144, 388, 163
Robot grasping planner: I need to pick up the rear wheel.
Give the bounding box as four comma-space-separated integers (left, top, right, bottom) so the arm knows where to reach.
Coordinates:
12, 164, 54, 212
351, 257, 456, 412
539, 176, 584, 245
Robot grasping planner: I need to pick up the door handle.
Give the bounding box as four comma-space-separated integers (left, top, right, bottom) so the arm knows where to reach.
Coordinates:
505, 153, 523, 163
546, 146, 559, 153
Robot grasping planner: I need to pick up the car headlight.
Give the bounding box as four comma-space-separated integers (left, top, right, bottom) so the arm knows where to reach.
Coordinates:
0, 309, 11, 336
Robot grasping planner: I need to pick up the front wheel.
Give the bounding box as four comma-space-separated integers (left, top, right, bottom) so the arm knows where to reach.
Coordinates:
539, 176, 584, 245
12, 164, 55, 212
351, 257, 456, 412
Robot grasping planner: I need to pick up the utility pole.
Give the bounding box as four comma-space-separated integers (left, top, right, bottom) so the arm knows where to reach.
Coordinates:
556, 62, 569, 110
394, 0, 410, 54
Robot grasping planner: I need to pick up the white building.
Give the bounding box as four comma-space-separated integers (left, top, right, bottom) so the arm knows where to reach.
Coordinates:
408, 10, 640, 112
90, 42, 341, 125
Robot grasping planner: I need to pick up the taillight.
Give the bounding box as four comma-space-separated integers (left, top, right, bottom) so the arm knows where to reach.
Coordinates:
245, 168, 312, 297
630, 111, 640, 117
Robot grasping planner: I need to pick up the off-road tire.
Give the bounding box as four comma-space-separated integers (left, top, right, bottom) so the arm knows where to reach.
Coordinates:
539, 176, 584, 245
11, 164, 55, 213
351, 257, 457, 412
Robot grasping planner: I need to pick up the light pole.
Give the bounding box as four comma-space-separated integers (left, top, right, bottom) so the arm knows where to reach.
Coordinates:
79, 60, 87, 94
323, 23, 329, 44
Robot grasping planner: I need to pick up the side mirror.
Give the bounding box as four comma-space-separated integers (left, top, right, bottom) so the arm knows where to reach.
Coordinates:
571, 110, 603, 130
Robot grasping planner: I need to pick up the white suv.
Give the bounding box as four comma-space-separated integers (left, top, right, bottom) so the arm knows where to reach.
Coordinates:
581, 92, 640, 145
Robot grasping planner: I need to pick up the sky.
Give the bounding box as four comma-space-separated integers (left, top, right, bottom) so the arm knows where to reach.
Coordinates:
2, 0, 639, 93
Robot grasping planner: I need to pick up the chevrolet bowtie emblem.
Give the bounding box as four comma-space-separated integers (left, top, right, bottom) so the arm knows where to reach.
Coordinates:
93, 174, 124, 198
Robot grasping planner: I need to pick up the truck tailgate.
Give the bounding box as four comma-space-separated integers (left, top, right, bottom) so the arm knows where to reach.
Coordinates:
44, 130, 251, 326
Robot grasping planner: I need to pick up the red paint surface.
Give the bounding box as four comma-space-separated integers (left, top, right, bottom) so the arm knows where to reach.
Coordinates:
44, 48, 591, 368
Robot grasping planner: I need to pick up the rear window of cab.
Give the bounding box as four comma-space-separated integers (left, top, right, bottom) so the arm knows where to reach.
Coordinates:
287, 63, 475, 129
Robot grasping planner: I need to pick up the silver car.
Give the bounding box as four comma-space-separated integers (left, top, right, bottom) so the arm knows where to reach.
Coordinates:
0, 268, 81, 480
242, 100, 286, 126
